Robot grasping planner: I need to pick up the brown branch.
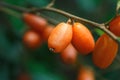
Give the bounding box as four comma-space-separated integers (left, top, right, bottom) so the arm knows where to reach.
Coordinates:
30, 7, 119, 43
0, 2, 119, 43
0, 2, 28, 12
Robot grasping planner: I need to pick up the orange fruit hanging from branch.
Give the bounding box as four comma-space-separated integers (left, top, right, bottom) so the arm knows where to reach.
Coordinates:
109, 15, 120, 37
48, 22, 72, 53
23, 13, 47, 33
72, 22, 95, 55
92, 34, 118, 69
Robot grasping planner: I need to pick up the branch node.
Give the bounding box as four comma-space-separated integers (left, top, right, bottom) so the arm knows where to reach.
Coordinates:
67, 18, 74, 25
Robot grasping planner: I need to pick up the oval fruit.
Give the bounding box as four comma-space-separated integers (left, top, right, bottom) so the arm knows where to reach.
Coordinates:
60, 44, 77, 64
23, 30, 42, 48
109, 15, 120, 36
41, 25, 54, 42
92, 34, 118, 69
48, 22, 72, 53
23, 13, 47, 33
72, 22, 95, 55
77, 67, 95, 80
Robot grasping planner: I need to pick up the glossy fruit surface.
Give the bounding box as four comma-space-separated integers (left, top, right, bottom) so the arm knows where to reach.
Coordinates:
23, 30, 42, 48
72, 22, 95, 55
60, 44, 77, 64
41, 25, 54, 42
77, 67, 95, 80
109, 15, 120, 36
23, 13, 47, 33
92, 34, 118, 69
48, 22, 72, 53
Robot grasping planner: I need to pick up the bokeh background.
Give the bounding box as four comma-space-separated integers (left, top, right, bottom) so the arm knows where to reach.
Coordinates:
0, 0, 120, 80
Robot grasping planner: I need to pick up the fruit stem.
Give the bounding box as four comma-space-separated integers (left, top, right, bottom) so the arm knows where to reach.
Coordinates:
67, 18, 74, 25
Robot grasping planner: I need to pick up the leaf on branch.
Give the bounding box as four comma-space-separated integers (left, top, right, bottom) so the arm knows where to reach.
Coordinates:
94, 28, 104, 36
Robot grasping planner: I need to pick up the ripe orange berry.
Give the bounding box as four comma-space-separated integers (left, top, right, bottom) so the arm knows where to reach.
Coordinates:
109, 15, 120, 36
41, 25, 54, 42
77, 67, 95, 80
72, 22, 95, 55
23, 13, 47, 33
92, 34, 118, 69
60, 44, 77, 64
48, 22, 72, 53
23, 30, 42, 49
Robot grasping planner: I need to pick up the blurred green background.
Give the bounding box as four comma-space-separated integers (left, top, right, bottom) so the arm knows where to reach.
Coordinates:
0, 0, 120, 80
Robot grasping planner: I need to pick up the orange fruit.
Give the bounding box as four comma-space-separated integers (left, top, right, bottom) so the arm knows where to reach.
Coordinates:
41, 25, 54, 42
23, 30, 42, 49
78, 67, 95, 80
92, 34, 118, 69
60, 44, 77, 64
109, 15, 120, 36
23, 13, 47, 33
48, 22, 72, 53
72, 22, 95, 55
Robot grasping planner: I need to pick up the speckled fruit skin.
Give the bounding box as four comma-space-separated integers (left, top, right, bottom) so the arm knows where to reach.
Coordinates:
23, 30, 42, 49
92, 34, 118, 69
72, 22, 95, 55
23, 13, 47, 33
48, 22, 72, 53
109, 15, 120, 37
60, 44, 77, 64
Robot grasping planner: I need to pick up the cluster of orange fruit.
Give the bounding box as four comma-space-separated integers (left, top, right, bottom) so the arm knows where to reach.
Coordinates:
22, 13, 119, 69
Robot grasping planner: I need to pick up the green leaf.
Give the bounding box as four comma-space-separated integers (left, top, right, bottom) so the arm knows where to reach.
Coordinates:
94, 28, 104, 36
